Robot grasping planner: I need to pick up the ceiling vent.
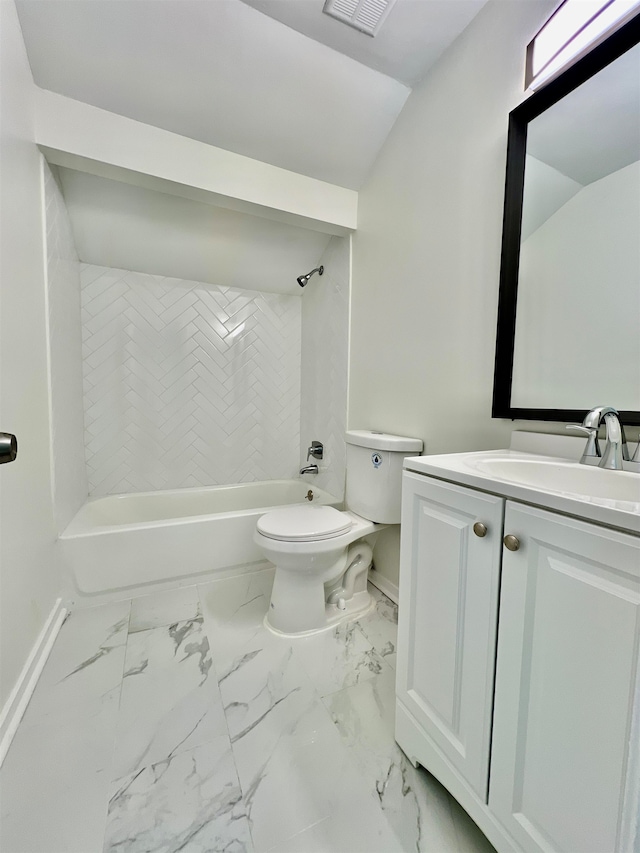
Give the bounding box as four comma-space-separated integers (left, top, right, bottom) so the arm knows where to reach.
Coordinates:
323, 0, 398, 36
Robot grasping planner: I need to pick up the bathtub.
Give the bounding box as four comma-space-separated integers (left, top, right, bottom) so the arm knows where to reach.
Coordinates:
59, 480, 338, 602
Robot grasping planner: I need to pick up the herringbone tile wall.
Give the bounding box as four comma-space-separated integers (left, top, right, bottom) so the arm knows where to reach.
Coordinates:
81, 264, 301, 495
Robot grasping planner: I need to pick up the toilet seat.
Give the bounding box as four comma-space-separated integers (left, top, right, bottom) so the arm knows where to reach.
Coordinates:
257, 505, 353, 542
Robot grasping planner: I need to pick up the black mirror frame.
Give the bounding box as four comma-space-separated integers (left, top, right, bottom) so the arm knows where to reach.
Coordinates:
492, 14, 640, 425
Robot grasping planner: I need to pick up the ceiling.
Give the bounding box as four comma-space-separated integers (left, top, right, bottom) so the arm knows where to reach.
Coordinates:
16, 0, 489, 191
238, 0, 489, 86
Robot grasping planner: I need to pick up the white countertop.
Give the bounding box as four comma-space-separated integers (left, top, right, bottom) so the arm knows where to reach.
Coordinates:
404, 449, 640, 535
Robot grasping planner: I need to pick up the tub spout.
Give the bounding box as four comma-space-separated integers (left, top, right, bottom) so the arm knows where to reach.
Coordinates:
299, 464, 318, 475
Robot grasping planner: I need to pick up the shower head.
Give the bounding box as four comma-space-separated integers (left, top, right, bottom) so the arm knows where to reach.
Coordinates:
297, 266, 324, 288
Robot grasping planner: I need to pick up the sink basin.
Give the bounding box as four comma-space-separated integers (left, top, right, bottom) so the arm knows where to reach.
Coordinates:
473, 457, 640, 504
404, 443, 640, 534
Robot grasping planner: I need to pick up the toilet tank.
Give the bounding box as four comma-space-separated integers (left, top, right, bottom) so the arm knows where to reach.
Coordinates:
345, 430, 423, 524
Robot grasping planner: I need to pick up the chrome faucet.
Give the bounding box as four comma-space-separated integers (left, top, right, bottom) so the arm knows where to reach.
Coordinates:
568, 406, 629, 470
566, 419, 600, 465
300, 464, 319, 475
300, 440, 323, 474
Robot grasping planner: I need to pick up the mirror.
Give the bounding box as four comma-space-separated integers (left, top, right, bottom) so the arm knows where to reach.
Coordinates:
492, 17, 640, 425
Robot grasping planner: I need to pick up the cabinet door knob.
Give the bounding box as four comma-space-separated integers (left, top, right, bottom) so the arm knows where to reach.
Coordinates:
503, 534, 520, 552
473, 522, 488, 538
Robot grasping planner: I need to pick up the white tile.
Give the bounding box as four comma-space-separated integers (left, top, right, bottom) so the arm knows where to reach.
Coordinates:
104, 738, 251, 853
4, 561, 490, 853
129, 585, 200, 632
216, 621, 397, 852
449, 794, 497, 853
265, 801, 403, 853
199, 569, 275, 621
198, 570, 275, 674
384, 652, 398, 670
220, 638, 317, 764
0, 700, 117, 853
22, 601, 130, 727
324, 668, 461, 852
113, 615, 227, 779
357, 583, 399, 666
81, 263, 301, 496
234, 705, 380, 853
292, 620, 389, 698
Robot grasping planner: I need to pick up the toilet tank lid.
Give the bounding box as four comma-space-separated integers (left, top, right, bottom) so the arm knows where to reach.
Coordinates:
346, 430, 423, 452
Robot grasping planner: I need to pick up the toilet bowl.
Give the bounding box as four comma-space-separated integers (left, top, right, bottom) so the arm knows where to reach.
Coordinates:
254, 430, 423, 636
255, 506, 380, 635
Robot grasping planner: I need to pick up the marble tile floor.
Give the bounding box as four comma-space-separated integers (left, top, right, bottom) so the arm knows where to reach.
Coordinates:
0, 571, 496, 853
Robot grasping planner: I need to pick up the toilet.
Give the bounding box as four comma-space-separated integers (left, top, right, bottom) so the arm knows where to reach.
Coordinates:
254, 430, 423, 636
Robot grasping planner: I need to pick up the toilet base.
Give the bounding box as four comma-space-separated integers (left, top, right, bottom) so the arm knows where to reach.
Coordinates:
264, 588, 375, 638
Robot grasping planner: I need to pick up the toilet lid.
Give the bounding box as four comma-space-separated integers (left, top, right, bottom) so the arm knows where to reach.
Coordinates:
257, 505, 352, 542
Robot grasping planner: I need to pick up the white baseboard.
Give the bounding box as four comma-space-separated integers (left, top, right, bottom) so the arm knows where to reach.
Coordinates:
0, 598, 67, 766
368, 568, 399, 605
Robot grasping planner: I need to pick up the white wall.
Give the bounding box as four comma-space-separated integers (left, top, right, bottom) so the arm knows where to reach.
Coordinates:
80, 264, 301, 495
34, 87, 358, 235
56, 168, 331, 297
513, 160, 640, 409
43, 161, 88, 531
349, 0, 558, 586
0, 1, 61, 708
300, 236, 351, 500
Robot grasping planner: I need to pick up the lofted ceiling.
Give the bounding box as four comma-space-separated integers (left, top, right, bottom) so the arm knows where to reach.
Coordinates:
16, 0, 489, 191
239, 0, 489, 86
17, 0, 490, 293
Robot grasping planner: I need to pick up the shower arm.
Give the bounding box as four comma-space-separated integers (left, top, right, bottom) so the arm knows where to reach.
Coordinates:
297, 265, 324, 288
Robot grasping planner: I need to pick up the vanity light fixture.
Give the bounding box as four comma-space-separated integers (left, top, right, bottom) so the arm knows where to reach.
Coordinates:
526, 0, 640, 89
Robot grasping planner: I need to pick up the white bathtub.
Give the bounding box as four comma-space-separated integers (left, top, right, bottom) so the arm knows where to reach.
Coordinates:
59, 480, 338, 601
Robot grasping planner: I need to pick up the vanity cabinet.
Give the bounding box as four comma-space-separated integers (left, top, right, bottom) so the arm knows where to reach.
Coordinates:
396, 472, 640, 853
489, 502, 640, 853
396, 473, 504, 799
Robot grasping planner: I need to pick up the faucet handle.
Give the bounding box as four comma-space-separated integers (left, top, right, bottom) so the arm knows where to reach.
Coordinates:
566, 424, 600, 464
599, 411, 629, 469
307, 441, 323, 461
567, 424, 596, 435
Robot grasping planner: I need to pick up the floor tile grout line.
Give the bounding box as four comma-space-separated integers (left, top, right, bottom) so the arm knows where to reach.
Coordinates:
315, 677, 412, 852
195, 574, 363, 850
195, 581, 255, 846
260, 813, 333, 853
3, 571, 494, 853
97, 597, 132, 853
103, 596, 249, 852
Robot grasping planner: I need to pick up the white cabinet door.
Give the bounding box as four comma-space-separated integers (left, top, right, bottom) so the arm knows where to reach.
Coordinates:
396, 472, 504, 799
490, 502, 640, 853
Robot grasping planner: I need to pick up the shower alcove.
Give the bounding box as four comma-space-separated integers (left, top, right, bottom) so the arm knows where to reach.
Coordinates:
41, 146, 353, 605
